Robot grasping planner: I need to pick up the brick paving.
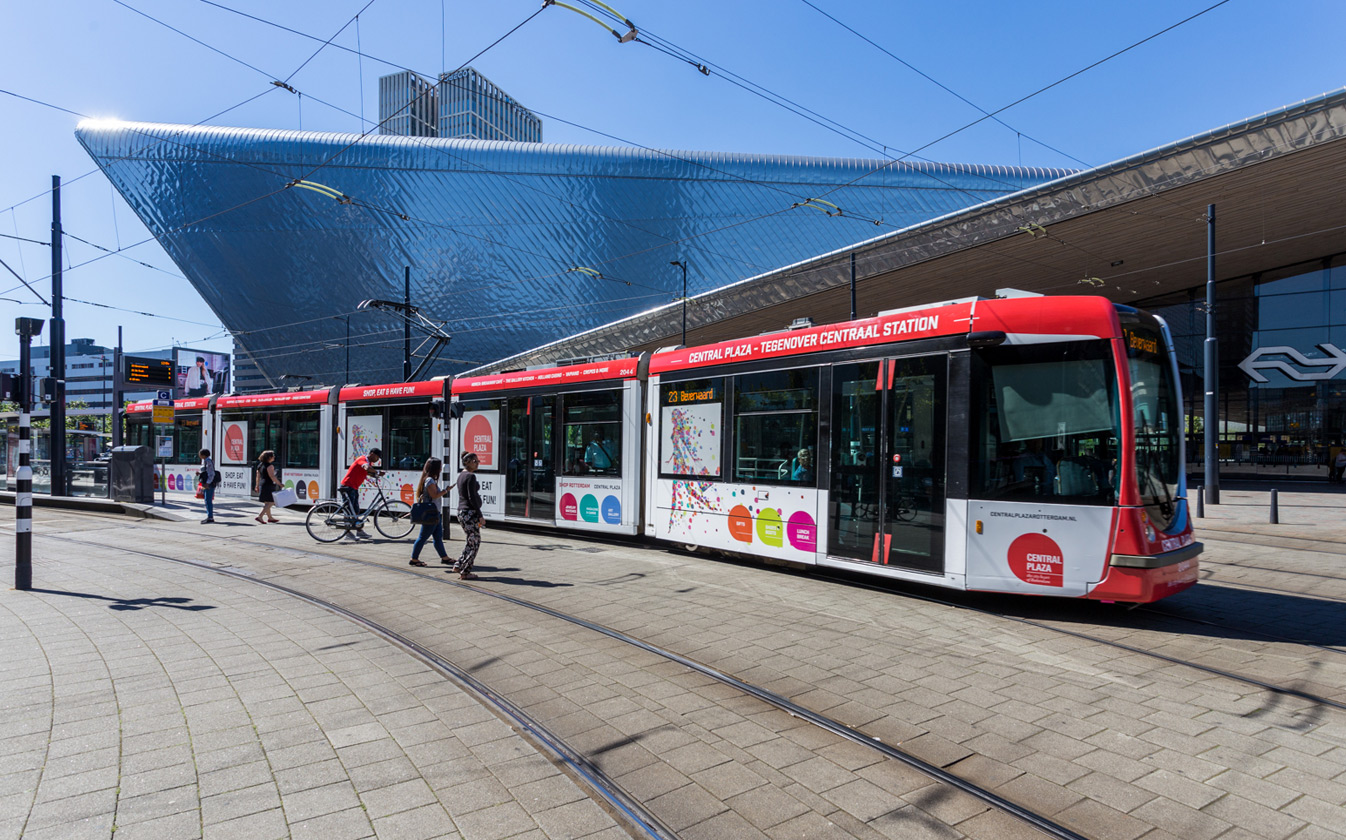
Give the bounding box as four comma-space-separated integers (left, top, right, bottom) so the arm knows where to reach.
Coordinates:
1, 487, 1345, 839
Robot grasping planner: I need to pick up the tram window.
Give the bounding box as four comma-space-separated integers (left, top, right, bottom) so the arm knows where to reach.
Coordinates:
286, 410, 320, 469
731, 369, 818, 485
389, 406, 431, 470
563, 390, 621, 476
246, 412, 282, 465
971, 341, 1119, 505
125, 417, 151, 449
659, 378, 723, 478
173, 415, 201, 464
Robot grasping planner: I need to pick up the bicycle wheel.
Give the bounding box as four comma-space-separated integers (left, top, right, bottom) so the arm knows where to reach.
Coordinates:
373, 500, 415, 539
893, 499, 917, 522
306, 501, 351, 543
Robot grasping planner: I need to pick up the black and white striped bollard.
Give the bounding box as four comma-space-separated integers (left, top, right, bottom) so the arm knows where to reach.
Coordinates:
15, 411, 32, 590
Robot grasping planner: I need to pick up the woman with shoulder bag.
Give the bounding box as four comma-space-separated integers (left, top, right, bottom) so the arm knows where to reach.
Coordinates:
409, 457, 451, 567
254, 450, 281, 524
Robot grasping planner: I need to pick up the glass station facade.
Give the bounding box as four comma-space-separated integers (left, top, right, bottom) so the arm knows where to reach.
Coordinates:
1147, 251, 1346, 477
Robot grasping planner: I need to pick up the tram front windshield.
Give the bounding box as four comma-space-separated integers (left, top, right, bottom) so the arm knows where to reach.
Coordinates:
1119, 313, 1182, 530
971, 340, 1120, 505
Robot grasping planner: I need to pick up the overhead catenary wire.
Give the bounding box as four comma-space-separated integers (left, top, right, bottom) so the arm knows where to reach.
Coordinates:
5, 0, 1243, 366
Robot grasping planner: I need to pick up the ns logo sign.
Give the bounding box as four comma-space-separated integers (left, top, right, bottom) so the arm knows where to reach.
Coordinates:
1239, 344, 1346, 383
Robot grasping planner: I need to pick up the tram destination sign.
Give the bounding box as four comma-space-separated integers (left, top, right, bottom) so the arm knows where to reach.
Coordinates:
124, 356, 175, 388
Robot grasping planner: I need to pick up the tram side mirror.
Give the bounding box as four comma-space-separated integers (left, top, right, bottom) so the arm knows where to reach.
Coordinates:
966, 330, 1007, 349
449, 402, 465, 419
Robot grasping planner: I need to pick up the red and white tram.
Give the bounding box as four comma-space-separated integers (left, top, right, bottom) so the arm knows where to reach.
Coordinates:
124, 292, 1198, 602
644, 293, 1198, 602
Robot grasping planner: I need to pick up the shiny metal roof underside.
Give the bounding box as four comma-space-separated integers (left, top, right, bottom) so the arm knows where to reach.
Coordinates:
74, 123, 1066, 388
475, 87, 1346, 374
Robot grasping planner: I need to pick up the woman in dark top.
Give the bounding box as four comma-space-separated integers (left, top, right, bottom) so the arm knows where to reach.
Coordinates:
255, 450, 280, 524
452, 451, 484, 580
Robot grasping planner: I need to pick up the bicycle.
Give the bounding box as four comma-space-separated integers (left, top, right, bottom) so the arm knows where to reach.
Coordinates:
306, 478, 414, 542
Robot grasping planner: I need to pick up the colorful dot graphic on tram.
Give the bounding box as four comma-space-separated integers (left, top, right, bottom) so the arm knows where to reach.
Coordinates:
719, 488, 817, 551
559, 493, 621, 523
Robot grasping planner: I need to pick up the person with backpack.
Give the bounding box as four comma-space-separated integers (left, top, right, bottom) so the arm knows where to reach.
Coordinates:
199, 448, 220, 524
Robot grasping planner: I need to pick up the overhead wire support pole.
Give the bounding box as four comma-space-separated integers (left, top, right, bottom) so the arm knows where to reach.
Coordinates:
404, 266, 412, 382
50, 175, 66, 498
1204, 204, 1219, 505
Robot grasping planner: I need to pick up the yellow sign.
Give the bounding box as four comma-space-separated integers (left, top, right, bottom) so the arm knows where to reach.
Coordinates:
152, 405, 175, 425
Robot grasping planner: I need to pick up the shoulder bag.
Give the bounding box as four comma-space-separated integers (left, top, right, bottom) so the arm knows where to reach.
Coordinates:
410, 479, 440, 525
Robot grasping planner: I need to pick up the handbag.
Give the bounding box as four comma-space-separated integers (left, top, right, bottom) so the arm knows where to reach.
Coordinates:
273, 487, 298, 507
410, 500, 440, 525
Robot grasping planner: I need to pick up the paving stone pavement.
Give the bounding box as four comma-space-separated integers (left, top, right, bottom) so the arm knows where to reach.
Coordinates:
3, 487, 1346, 839
0, 541, 626, 840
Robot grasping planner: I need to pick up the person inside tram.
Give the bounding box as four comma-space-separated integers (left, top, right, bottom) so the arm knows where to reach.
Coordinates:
1014, 438, 1057, 494
792, 448, 815, 483
584, 431, 614, 473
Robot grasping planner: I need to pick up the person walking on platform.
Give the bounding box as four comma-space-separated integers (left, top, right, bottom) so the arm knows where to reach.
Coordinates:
254, 450, 280, 523
410, 457, 451, 567
339, 447, 383, 539
199, 448, 219, 524
452, 451, 484, 580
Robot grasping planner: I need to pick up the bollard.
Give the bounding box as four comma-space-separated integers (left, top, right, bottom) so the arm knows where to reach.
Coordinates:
1270, 488, 1279, 524
1196, 485, 1204, 518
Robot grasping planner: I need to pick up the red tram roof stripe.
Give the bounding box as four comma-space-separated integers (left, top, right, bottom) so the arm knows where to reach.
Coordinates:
453, 358, 639, 394
649, 296, 1119, 374
217, 390, 332, 408
338, 380, 445, 401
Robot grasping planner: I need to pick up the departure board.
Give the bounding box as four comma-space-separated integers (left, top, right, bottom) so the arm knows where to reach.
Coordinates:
125, 356, 175, 387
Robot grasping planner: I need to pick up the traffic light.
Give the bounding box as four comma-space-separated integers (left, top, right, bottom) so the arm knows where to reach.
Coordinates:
0, 372, 14, 402
39, 377, 57, 404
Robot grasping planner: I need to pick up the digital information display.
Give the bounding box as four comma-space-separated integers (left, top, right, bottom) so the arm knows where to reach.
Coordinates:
125, 356, 175, 387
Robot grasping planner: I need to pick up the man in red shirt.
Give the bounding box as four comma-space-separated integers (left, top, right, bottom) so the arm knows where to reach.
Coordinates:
339, 447, 382, 538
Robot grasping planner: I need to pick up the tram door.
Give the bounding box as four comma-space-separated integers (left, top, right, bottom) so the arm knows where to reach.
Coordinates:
828, 356, 946, 572
504, 396, 556, 520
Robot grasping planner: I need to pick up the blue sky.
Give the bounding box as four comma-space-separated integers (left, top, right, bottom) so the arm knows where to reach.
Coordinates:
1, 0, 1342, 362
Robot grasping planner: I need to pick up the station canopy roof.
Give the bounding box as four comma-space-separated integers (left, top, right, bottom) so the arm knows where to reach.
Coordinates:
473, 87, 1346, 374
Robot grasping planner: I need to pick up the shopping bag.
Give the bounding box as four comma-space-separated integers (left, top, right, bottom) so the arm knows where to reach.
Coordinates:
195, 483, 204, 500
273, 487, 298, 507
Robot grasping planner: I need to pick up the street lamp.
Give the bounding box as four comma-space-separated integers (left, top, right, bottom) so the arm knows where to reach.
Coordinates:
669, 260, 688, 347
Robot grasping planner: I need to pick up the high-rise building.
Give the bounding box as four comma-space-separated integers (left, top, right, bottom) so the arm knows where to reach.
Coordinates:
378, 71, 438, 137
437, 67, 541, 142
378, 66, 541, 142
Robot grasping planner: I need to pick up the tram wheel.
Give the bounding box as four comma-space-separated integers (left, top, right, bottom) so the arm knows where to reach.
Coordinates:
374, 500, 415, 539
306, 501, 349, 543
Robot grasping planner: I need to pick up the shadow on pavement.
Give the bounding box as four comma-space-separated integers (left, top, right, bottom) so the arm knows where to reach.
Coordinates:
29, 588, 216, 612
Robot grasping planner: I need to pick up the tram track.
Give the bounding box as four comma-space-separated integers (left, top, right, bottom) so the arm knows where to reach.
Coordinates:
42, 512, 1346, 715
34, 519, 1093, 840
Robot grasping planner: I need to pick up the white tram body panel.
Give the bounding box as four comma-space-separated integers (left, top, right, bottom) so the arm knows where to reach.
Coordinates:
964, 501, 1115, 597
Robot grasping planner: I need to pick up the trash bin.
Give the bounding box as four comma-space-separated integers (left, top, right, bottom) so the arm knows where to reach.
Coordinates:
110, 445, 156, 504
